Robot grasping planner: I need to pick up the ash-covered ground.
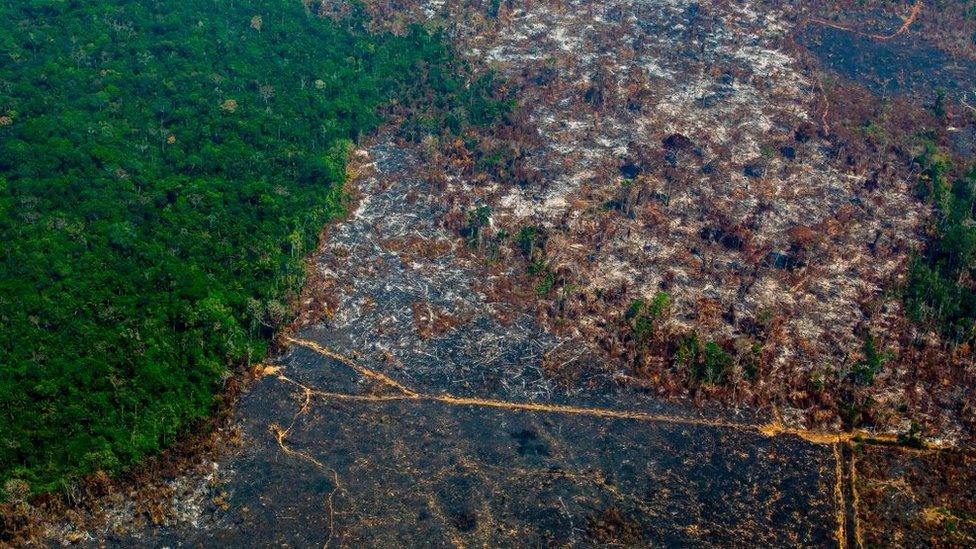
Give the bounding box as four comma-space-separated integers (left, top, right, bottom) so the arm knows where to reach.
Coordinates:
338, 0, 975, 442
59, 130, 850, 548
36, 0, 976, 546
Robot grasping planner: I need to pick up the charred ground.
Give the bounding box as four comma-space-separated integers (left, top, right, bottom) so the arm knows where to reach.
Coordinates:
5, 0, 976, 546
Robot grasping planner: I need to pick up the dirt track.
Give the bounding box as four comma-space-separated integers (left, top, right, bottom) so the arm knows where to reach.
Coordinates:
50, 1, 976, 545
92, 137, 867, 548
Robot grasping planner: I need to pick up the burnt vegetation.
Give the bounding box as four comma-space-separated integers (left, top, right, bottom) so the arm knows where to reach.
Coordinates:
0, 0, 511, 499
383, 0, 976, 444
3, 0, 976, 542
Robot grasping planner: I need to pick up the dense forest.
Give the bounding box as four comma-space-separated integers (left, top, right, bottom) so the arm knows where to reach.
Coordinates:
0, 0, 505, 496
905, 143, 976, 343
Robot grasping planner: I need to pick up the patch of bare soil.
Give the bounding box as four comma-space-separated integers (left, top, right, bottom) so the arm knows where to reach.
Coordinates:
855, 445, 976, 547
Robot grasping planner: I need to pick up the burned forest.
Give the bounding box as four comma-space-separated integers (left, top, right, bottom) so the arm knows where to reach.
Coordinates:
2, 0, 975, 547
